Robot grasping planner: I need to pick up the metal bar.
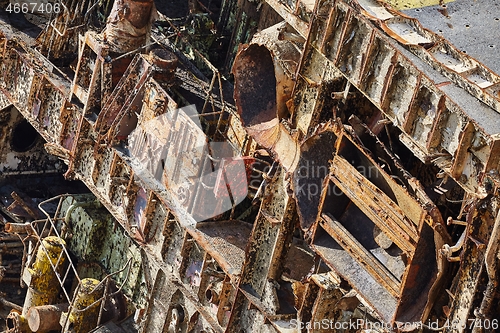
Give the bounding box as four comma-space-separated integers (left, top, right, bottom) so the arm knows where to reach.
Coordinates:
320, 213, 400, 297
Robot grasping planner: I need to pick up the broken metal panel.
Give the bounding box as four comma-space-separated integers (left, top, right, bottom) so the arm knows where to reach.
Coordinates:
293, 125, 338, 230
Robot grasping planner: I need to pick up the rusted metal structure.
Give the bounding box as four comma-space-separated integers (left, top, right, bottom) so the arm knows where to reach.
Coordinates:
0, 0, 498, 332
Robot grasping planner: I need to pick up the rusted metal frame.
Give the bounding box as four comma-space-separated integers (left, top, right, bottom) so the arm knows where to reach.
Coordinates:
10, 192, 43, 221
289, 0, 325, 101
319, 6, 338, 54
239, 171, 295, 296
329, 155, 417, 254
403, 32, 500, 114
473, 210, 500, 327
236, 287, 296, 322
397, 69, 423, 134
83, 32, 108, 64
378, 42, 493, 189
483, 137, 500, 178
358, 33, 396, 107
178, 233, 205, 292
186, 146, 213, 215
425, 95, 448, 152
26, 73, 45, 122
239, 205, 288, 293
58, 101, 78, 151
369, 4, 500, 113
196, 251, 218, 306
0, 51, 58, 146
354, 118, 451, 240
140, 191, 162, 242
266, 205, 296, 282
69, 146, 132, 235
320, 214, 400, 297
14, 53, 38, 111
311, 5, 422, 144
29, 47, 72, 90
71, 34, 93, 102
314, 4, 493, 193
445, 201, 492, 332
426, 107, 459, 171
91, 146, 114, 191
216, 275, 236, 327
124, 171, 141, 229
291, 54, 327, 135
264, 0, 309, 37
104, 67, 155, 144
325, 3, 352, 65
0, 47, 18, 93
451, 122, 477, 179
108, 151, 132, 202
173, 279, 225, 333
94, 55, 146, 133
128, 186, 151, 242
78, 171, 130, 229
339, 128, 424, 230
64, 111, 90, 179
402, 77, 442, 147
114, 149, 200, 231
297, 279, 319, 327
409, 179, 452, 243
83, 54, 103, 115
0, 35, 8, 59
335, 15, 375, 85
31, 78, 68, 141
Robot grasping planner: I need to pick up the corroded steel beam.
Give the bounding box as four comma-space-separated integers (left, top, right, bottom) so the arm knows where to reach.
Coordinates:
105, 0, 157, 53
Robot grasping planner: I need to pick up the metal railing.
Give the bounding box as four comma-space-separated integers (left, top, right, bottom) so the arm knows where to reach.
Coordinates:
19, 194, 133, 331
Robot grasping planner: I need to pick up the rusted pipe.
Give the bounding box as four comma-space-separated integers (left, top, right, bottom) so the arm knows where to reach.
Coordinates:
62, 278, 104, 333
22, 237, 67, 317
476, 212, 500, 319
104, 0, 157, 54
4, 223, 33, 234
6, 311, 30, 333
0, 298, 23, 312
232, 23, 301, 172
27, 304, 68, 332
441, 229, 466, 262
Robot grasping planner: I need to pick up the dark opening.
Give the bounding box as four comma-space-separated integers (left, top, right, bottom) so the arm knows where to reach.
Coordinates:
6, 317, 14, 329
11, 119, 38, 152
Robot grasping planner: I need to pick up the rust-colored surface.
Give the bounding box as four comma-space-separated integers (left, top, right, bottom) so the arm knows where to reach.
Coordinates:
105, 0, 157, 53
